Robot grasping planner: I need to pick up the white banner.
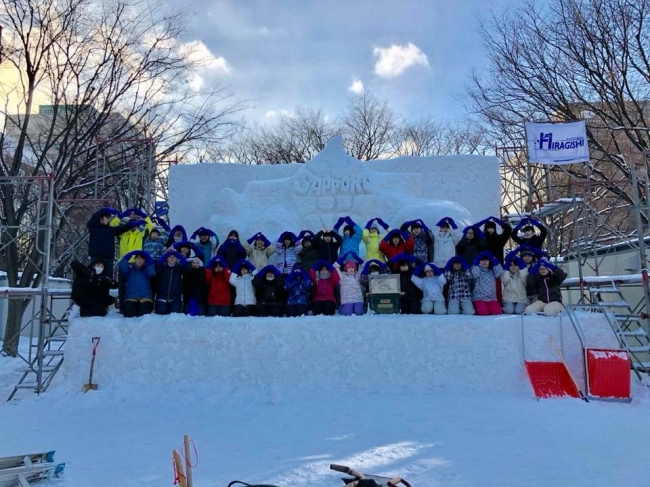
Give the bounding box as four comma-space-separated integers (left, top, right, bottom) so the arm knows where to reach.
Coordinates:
525, 121, 590, 165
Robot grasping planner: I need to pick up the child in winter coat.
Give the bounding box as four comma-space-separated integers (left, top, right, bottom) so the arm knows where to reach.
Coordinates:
71, 259, 118, 317
314, 229, 343, 263
154, 250, 186, 315
118, 250, 156, 318
190, 227, 219, 263
401, 220, 433, 264
284, 264, 313, 317
165, 225, 187, 249
218, 230, 247, 270
443, 256, 475, 315
229, 259, 257, 317
477, 217, 512, 264
334, 253, 365, 316
274, 231, 302, 275
309, 260, 340, 316
508, 245, 543, 304
253, 265, 287, 317
389, 253, 422, 314
143, 228, 165, 262
380, 229, 415, 263
456, 225, 487, 265
297, 231, 319, 271
183, 257, 207, 316
113, 208, 154, 259
87, 207, 131, 277
363, 218, 390, 262
245, 232, 275, 269
512, 217, 548, 250
524, 259, 567, 316
501, 256, 529, 314
470, 251, 504, 316
411, 263, 447, 315
432, 217, 463, 268
334, 216, 363, 257
204, 256, 232, 317
173, 241, 204, 262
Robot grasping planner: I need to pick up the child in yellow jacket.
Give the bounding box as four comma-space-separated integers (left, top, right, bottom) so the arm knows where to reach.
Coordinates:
362, 217, 390, 262
111, 208, 153, 259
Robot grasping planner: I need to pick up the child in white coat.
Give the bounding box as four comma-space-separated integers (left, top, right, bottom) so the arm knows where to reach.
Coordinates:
411, 263, 447, 315
432, 217, 463, 268
229, 259, 258, 317
501, 256, 529, 314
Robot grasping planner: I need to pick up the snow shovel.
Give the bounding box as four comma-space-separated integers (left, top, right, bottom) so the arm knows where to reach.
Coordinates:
82, 337, 101, 393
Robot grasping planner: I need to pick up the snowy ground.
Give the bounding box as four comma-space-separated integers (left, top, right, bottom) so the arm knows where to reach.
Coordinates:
1, 313, 648, 487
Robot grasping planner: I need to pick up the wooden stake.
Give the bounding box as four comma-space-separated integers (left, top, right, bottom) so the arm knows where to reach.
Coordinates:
184, 435, 193, 487
173, 450, 187, 487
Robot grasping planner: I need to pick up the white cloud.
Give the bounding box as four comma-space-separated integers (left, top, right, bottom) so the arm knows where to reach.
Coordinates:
373, 42, 429, 78
180, 41, 232, 75
264, 109, 295, 119
265, 110, 277, 118
348, 78, 365, 94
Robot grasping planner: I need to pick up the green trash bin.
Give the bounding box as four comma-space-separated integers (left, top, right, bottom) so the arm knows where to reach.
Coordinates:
367, 293, 400, 314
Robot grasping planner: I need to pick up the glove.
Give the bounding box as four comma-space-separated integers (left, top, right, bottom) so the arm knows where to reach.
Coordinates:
400, 221, 411, 232
491, 256, 500, 266
365, 218, 375, 230
333, 217, 345, 231
376, 218, 390, 230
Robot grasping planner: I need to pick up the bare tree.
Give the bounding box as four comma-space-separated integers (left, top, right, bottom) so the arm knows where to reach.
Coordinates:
340, 91, 400, 161
391, 116, 486, 156
0, 0, 243, 354
465, 0, 650, 252
219, 107, 337, 164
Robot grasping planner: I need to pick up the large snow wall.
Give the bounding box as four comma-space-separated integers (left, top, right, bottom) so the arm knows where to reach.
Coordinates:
57, 313, 618, 402
167, 136, 501, 241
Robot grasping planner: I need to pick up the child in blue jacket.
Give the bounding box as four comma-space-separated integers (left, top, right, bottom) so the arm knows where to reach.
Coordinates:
284, 264, 313, 317
334, 216, 363, 257
118, 250, 156, 318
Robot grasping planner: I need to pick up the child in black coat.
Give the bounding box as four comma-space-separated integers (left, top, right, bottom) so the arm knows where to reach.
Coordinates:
183, 257, 207, 316
71, 260, 118, 317
154, 250, 186, 315
253, 265, 287, 317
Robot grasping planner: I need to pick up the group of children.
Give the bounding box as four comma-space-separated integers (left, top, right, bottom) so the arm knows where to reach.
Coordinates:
72, 209, 567, 318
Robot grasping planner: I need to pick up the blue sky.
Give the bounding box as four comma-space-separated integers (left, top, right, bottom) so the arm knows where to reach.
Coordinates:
186, 0, 523, 123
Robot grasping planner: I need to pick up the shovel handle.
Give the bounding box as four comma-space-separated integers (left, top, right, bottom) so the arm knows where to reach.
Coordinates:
92, 336, 101, 355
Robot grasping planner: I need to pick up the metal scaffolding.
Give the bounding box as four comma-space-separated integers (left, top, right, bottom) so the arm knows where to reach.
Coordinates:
0, 136, 162, 400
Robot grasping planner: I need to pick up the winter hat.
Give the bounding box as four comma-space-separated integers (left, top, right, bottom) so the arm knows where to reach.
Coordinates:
538, 258, 552, 268
149, 228, 161, 236
522, 225, 535, 232
520, 249, 535, 257
423, 264, 434, 272
484, 220, 497, 230
344, 261, 357, 271
198, 228, 211, 237
411, 221, 422, 229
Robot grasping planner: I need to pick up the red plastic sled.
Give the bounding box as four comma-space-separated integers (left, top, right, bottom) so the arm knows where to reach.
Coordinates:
524, 361, 580, 398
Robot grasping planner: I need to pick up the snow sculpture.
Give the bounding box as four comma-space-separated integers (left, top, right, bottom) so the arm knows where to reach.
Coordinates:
168, 136, 500, 241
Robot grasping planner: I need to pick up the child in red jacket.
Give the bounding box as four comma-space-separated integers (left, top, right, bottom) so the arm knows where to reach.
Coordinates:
379, 229, 415, 263
204, 256, 231, 316
309, 260, 340, 316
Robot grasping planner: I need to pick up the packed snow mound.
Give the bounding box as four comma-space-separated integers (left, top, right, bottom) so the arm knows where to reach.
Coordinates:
168, 136, 500, 241
57, 311, 618, 402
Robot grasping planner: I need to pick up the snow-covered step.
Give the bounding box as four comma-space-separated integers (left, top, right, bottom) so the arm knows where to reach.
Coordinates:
22, 366, 57, 374
615, 314, 647, 322
632, 361, 650, 370
619, 329, 649, 337
598, 301, 629, 308
589, 286, 618, 293
46, 335, 67, 342
42, 350, 64, 357
628, 346, 650, 354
